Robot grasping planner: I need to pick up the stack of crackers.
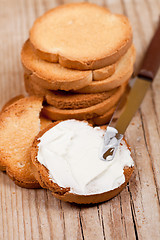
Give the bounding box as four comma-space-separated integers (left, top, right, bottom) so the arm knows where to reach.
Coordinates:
21, 2, 136, 125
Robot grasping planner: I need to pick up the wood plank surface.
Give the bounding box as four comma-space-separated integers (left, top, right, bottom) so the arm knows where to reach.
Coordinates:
0, 0, 160, 239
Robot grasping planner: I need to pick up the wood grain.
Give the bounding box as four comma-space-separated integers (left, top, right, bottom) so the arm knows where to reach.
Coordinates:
0, 0, 160, 239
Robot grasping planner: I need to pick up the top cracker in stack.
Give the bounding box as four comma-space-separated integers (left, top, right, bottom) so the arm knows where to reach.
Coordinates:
29, 3, 132, 70
21, 2, 135, 125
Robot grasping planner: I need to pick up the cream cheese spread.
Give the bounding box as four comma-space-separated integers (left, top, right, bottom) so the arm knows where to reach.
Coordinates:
37, 120, 134, 195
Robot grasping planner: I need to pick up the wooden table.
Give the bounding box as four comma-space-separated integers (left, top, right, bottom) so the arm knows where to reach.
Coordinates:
0, 0, 160, 239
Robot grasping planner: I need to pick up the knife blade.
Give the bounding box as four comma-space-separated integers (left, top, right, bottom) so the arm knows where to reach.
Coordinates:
101, 19, 160, 161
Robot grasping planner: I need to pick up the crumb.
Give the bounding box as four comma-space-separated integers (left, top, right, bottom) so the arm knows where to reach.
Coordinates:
137, 136, 141, 142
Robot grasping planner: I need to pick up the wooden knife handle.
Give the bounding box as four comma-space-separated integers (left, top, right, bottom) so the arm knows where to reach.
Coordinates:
138, 19, 160, 81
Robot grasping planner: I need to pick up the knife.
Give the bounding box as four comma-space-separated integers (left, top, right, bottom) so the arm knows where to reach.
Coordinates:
101, 19, 160, 161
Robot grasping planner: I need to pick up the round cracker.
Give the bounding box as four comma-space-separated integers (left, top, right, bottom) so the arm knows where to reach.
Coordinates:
30, 3, 132, 70
31, 121, 134, 204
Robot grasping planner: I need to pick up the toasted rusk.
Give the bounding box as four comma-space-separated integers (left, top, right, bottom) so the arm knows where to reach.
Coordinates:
30, 3, 132, 70
75, 45, 136, 93
41, 83, 126, 121
31, 122, 134, 204
22, 41, 135, 93
89, 106, 116, 125
0, 96, 52, 188
21, 40, 92, 91
21, 40, 117, 91
24, 73, 120, 109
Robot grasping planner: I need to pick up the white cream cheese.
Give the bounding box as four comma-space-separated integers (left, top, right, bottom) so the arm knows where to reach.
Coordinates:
37, 120, 134, 195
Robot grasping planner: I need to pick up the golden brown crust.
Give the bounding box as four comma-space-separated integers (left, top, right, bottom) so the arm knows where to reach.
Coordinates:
46, 90, 117, 110
0, 96, 24, 172
58, 37, 132, 71
1, 94, 53, 130
1, 95, 25, 112
0, 96, 43, 188
90, 106, 116, 125
31, 122, 134, 204
21, 40, 119, 94
24, 73, 48, 97
40, 114, 53, 130
0, 96, 50, 188
75, 45, 135, 93
29, 3, 132, 70
24, 73, 121, 110
6, 167, 40, 189
93, 63, 116, 81
22, 41, 134, 93
0, 166, 6, 171
22, 39, 116, 83
41, 83, 126, 121
21, 40, 93, 91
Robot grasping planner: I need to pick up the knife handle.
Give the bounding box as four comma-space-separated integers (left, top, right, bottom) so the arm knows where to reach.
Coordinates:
138, 19, 160, 81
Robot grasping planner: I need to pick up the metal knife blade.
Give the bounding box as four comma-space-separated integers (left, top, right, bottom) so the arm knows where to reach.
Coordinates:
101, 19, 160, 161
